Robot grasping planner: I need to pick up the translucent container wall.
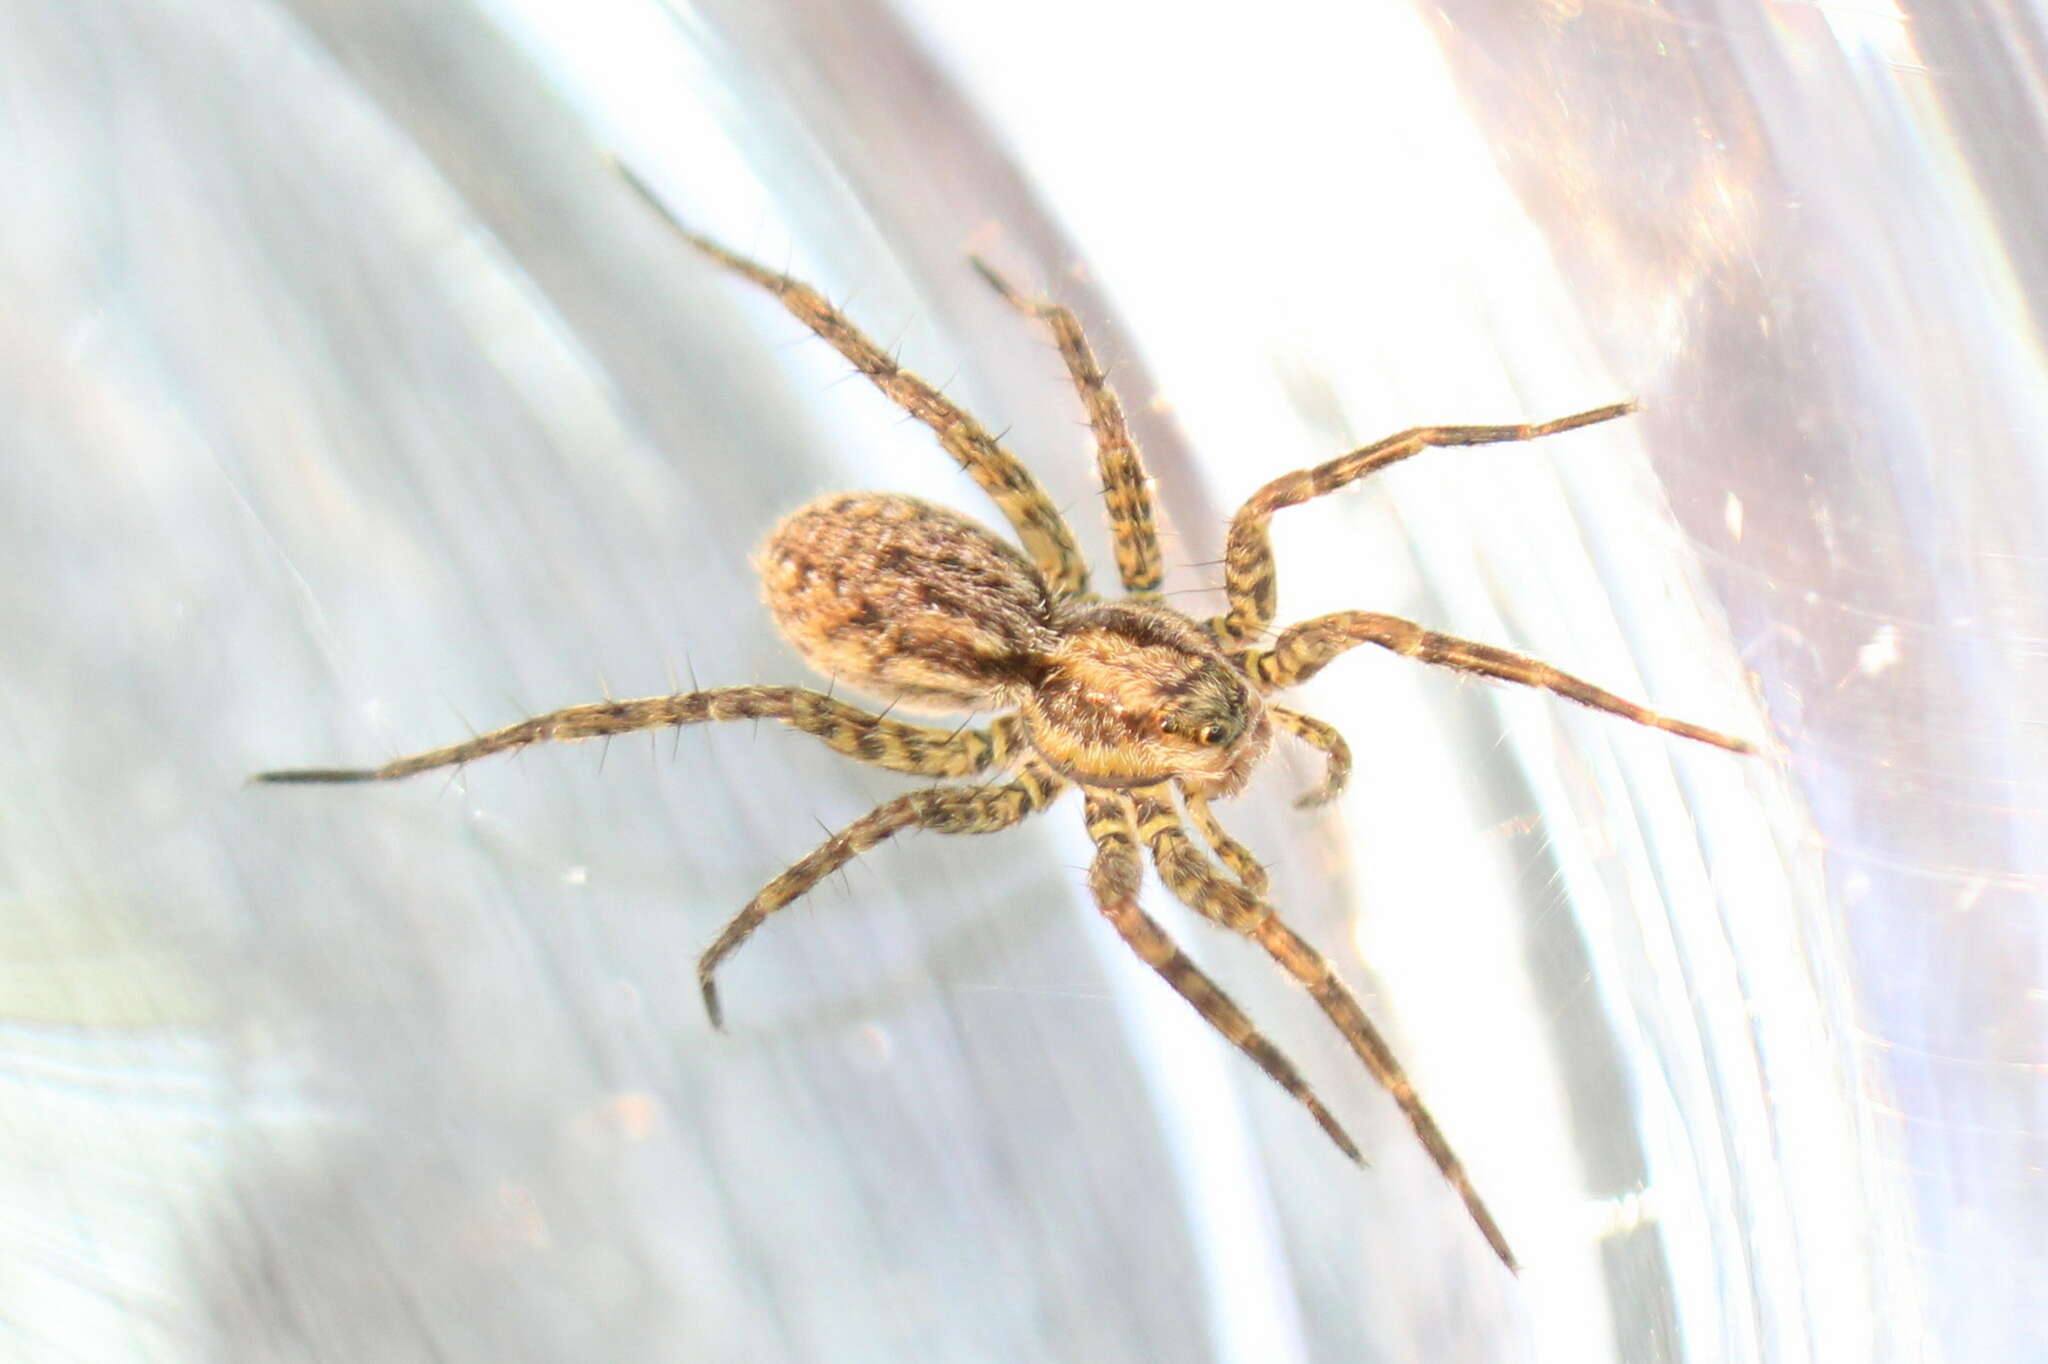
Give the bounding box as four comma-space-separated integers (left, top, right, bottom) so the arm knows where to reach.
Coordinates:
4, 2, 2039, 1360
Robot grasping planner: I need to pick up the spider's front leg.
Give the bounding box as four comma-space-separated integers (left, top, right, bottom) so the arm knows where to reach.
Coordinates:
1208, 404, 1634, 647
698, 760, 1066, 1028
255, 688, 1022, 784
1181, 789, 1269, 897
971, 258, 1163, 598
1132, 785, 1518, 1271
1244, 613, 1755, 755
1081, 793, 1358, 1161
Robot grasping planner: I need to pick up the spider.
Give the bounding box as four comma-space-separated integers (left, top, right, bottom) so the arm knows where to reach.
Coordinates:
261, 176, 1756, 1272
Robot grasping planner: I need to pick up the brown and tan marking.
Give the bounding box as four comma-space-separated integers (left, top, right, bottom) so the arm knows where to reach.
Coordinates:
261, 193, 1760, 1272
971, 257, 1162, 597
759, 492, 1059, 713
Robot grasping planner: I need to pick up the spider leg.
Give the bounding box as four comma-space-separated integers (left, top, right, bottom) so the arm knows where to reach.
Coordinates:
1181, 789, 1269, 897
698, 760, 1066, 1028
255, 689, 1024, 783
1082, 792, 1359, 1160
1268, 705, 1352, 807
1131, 785, 1517, 1271
1208, 403, 1634, 646
616, 167, 1089, 599
1243, 612, 1755, 755
970, 258, 1162, 597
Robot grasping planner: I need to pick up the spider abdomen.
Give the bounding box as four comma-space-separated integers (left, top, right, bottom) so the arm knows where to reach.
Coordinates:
758, 492, 1058, 713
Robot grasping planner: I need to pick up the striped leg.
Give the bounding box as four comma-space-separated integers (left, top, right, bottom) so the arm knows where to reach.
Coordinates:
1082, 793, 1358, 1162
617, 167, 1089, 599
970, 258, 1163, 596
698, 760, 1066, 1028
1131, 785, 1517, 1271
1243, 613, 1755, 755
256, 689, 1024, 784
1208, 403, 1635, 646
1268, 705, 1352, 807
1182, 790, 1269, 897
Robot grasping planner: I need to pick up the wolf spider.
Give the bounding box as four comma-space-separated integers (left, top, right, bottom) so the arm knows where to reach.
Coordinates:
261, 177, 1755, 1271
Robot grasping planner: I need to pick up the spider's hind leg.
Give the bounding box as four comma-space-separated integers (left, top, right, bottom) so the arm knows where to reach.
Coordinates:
971, 257, 1162, 597
698, 759, 1066, 1028
617, 167, 1090, 599
256, 688, 1022, 784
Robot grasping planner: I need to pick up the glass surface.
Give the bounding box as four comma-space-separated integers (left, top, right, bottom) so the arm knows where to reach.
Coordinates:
3, 1, 2039, 1360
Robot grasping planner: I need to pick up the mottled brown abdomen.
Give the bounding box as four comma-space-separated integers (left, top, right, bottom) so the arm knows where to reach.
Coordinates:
758, 493, 1059, 712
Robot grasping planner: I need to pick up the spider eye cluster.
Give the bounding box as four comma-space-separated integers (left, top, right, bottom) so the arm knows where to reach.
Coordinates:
1161, 712, 1240, 747
1151, 658, 1257, 752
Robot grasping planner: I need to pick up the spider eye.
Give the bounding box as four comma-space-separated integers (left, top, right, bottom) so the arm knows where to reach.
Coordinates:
1199, 722, 1230, 746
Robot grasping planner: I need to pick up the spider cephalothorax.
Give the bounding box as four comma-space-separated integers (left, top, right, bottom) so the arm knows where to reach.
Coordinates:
1022, 600, 1270, 796
262, 176, 1757, 1271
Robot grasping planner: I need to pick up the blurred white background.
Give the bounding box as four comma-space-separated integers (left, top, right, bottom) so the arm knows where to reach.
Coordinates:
3, 1, 2041, 1361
